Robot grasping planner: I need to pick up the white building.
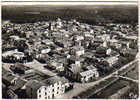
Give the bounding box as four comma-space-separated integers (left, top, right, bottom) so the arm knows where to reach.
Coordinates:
80, 68, 99, 83
26, 76, 69, 99
2, 49, 25, 60
74, 35, 84, 41
41, 47, 51, 54
106, 54, 119, 66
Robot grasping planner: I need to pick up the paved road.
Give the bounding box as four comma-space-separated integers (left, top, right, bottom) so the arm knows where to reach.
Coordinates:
25, 59, 57, 76
3, 59, 57, 77
116, 75, 138, 84
55, 59, 138, 99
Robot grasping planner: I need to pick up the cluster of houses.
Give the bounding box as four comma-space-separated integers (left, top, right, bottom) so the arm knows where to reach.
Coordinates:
2, 18, 138, 99
2, 64, 72, 99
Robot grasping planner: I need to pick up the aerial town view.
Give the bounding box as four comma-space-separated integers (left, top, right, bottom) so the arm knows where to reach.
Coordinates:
2, 2, 139, 99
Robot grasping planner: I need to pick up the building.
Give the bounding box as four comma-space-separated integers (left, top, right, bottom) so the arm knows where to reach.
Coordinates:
2, 49, 25, 60
2, 70, 16, 86
105, 54, 119, 67
26, 76, 69, 99
47, 60, 64, 72
8, 78, 26, 98
74, 35, 84, 41
42, 76, 69, 99
40, 47, 51, 54
10, 63, 31, 75
9, 78, 26, 92
80, 68, 99, 83
70, 46, 85, 57
25, 80, 46, 99
64, 64, 83, 82
41, 39, 54, 45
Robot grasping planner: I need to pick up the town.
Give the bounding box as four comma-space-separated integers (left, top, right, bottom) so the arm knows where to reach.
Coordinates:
2, 18, 138, 99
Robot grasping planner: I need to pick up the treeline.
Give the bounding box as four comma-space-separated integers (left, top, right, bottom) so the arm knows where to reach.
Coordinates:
2, 5, 138, 24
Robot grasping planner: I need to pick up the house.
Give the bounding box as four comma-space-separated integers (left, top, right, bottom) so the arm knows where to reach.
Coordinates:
2, 68, 16, 86
105, 54, 119, 67
80, 68, 99, 83
2, 49, 25, 60
101, 34, 110, 41
96, 46, 107, 54
95, 46, 108, 57
124, 35, 138, 41
47, 60, 64, 72
88, 39, 101, 50
109, 41, 122, 50
74, 35, 84, 41
106, 48, 112, 56
40, 47, 51, 54
55, 39, 71, 48
10, 63, 31, 75
120, 48, 137, 60
26, 76, 69, 99
10, 35, 20, 40
54, 46, 63, 52
36, 54, 51, 63
9, 78, 26, 98
2, 71, 16, 86
70, 46, 85, 57
41, 39, 54, 45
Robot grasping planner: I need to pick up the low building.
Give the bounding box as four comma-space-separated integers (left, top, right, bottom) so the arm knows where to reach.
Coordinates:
41, 39, 54, 45
2, 71, 16, 86
74, 35, 84, 41
96, 46, 107, 54
105, 55, 119, 67
120, 48, 137, 60
70, 46, 85, 57
124, 35, 138, 41
2, 49, 25, 60
109, 41, 122, 50
10, 63, 31, 75
80, 68, 99, 83
9, 78, 26, 98
40, 47, 51, 54
47, 60, 64, 72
